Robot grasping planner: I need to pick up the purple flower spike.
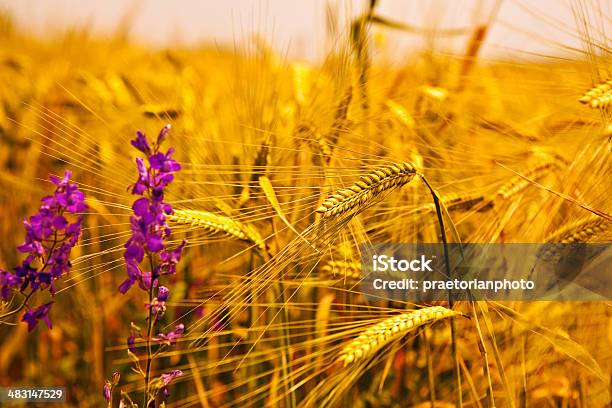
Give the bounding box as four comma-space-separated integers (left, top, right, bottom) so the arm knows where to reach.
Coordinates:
112, 125, 187, 405
121, 125, 184, 294
0, 170, 86, 331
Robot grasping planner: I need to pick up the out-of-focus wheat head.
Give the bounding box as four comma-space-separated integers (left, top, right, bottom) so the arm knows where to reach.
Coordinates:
0, 1, 610, 407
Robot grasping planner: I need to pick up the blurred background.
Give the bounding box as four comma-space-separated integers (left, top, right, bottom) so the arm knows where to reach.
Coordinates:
0, 0, 593, 61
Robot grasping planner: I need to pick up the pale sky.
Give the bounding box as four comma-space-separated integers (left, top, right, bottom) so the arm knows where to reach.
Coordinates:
0, 0, 603, 61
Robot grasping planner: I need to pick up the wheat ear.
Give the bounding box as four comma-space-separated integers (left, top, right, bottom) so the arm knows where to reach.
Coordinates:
316, 162, 417, 218
538, 217, 611, 262
545, 217, 611, 244
579, 79, 612, 109
495, 159, 560, 199
338, 306, 459, 366
168, 209, 265, 250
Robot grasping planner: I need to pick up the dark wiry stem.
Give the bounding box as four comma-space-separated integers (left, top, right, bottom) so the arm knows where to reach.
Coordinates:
421, 175, 463, 408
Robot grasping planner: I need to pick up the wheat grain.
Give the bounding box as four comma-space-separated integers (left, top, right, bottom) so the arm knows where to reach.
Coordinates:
316, 162, 417, 218
338, 306, 459, 366
579, 79, 612, 109
168, 209, 266, 250
320, 260, 361, 282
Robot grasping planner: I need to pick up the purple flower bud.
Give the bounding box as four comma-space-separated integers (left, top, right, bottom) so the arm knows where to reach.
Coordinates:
127, 335, 136, 353
157, 124, 171, 144
102, 381, 111, 402
158, 286, 169, 301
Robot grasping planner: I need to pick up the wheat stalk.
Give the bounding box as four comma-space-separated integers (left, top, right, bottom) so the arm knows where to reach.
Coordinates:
316, 162, 417, 218
579, 79, 612, 109
168, 209, 265, 250
326, 86, 353, 148
338, 306, 459, 366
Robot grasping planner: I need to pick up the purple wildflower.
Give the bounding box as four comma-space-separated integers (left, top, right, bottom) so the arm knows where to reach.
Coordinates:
0, 171, 86, 330
0, 270, 20, 300
158, 240, 186, 276
149, 149, 181, 173
22, 302, 53, 332
131, 130, 152, 155
160, 370, 183, 386
153, 323, 185, 346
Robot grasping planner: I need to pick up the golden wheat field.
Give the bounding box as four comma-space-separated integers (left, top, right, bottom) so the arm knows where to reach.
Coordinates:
0, 1, 611, 407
